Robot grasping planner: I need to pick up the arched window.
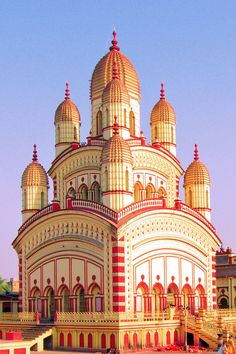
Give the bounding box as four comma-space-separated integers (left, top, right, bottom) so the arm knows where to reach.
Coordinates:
157, 187, 166, 198
153, 283, 164, 311
124, 109, 127, 126
154, 332, 159, 347
166, 330, 171, 345
57, 126, 60, 142
79, 333, 84, 348
134, 182, 143, 202
125, 169, 129, 190
110, 334, 116, 349
129, 111, 135, 136
41, 191, 44, 208
96, 110, 102, 136
23, 191, 27, 210
60, 333, 64, 347
74, 127, 77, 140
91, 182, 100, 203
91, 284, 102, 312
101, 334, 106, 349
189, 189, 192, 207
206, 190, 209, 208
75, 287, 85, 312
105, 108, 109, 127
124, 333, 129, 349
133, 333, 138, 348
104, 169, 108, 191
67, 187, 76, 199
182, 284, 192, 309
60, 286, 70, 312
68, 333, 72, 347
78, 184, 88, 200
167, 283, 179, 307
146, 332, 151, 347
145, 184, 155, 199
88, 333, 93, 348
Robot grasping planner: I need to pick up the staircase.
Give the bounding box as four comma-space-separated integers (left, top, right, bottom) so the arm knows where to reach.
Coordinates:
21, 325, 53, 351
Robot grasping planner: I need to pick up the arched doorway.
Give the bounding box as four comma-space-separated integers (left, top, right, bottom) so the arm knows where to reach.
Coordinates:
167, 283, 179, 307
182, 284, 193, 309
75, 286, 85, 312
78, 184, 88, 200
89, 283, 102, 312
145, 184, 155, 199
136, 281, 149, 312
134, 182, 143, 202
44, 287, 55, 320
60, 286, 70, 312
30, 287, 41, 312
153, 282, 164, 311
91, 182, 100, 203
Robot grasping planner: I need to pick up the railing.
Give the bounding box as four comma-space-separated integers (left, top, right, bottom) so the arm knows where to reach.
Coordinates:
55, 310, 175, 324
0, 312, 35, 323
175, 201, 216, 233
17, 198, 216, 236
18, 205, 54, 234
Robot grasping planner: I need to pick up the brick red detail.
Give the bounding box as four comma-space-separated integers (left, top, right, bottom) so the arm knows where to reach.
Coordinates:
212, 288, 216, 293
212, 280, 216, 286
113, 305, 125, 312
111, 236, 116, 242
0, 351, 9, 354
212, 272, 216, 277
212, 296, 217, 301
19, 258, 22, 264
212, 256, 216, 262
113, 286, 125, 292
112, 246, 124, 254
212, 264, 216, 270
113, 276, 125, 283
19, 266, 22, 272
14, 350, 26, 354
119, 236, 124, 242
113, 295, 125, 302
19, 275, 22, 281
112, 256, 124, 263
6, 332, 22, 340
112, 266, 125, 273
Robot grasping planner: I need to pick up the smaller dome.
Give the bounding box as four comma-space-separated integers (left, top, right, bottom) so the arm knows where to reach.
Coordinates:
184, 144, 210, 186
102, 61, 130, 105
54, 83, 80, 124
21, 145, 49, 188
151, 83, 176, 124
102, 119, 132, 164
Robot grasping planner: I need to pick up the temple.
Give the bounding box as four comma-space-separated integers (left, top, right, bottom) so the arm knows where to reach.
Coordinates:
1, 31, 234, 351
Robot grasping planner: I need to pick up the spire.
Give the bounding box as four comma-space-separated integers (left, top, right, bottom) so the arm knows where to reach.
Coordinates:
110, 30, 120, 52
32, 144, 38, 162
160, 82, 165, 100
194, 144, 199, 161
113, 116, 119, 135
65, 81, 70, 100
112, 61, 119, 79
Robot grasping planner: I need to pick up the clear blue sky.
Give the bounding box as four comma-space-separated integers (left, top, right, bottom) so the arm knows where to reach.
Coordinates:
0, 1, 236, 279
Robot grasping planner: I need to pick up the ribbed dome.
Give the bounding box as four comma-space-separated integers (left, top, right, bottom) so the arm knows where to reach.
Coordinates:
184, 145, 210, 186
102, 121, 132, 164
21, 145, 49, 188
54, 83, 80, 124
91, 31, 140, 101
151, 83, 176, 124
102, 61, 130, 105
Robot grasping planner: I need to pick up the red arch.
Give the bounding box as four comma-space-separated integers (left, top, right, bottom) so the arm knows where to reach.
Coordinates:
174, 330, 178, 345
167, 282, 179, 294
182, 283, 193, 294
153, 282, 164, 294
133, 333, 138, 348
166, 330, 171, 345
195, 284, 205, 294
154, 332, 158, 347
72, 283, 84, 295
88, 333, 93, 348
110, 334, 115, 349
124, 333, 129, 349
136, 281, 149, 294
79, 333, 84, 348
68, 333, 72, 347
30, 286, 41, 297
59, 333, 64, 347
57, 284, 69, 296
43, 285, 54, 297
146, 332, 151, 347
101, 334, 106, 349
88, 282, 101, 294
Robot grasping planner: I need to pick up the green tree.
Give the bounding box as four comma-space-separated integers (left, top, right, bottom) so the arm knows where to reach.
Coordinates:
0, 276, 10, 292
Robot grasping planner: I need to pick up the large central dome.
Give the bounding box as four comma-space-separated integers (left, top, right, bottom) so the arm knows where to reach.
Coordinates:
90, 31, 141, 101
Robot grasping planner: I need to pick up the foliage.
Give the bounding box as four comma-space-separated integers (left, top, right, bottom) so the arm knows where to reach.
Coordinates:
0, 276, 10, 292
